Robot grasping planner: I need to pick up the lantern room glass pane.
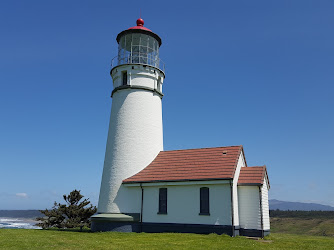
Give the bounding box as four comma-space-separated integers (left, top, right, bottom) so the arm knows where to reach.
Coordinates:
132, 33, 140, 46
120, 36, 125, 51
117, 33, 161, 69
140, 34, 148, 46
125, 34, 132, 51
148, 38, 154, 49
132, 45, 139, 52
140, 46, 147, 54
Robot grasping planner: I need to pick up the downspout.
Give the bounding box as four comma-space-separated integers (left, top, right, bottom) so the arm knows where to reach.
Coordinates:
140, 183, 144, 232
229, 180, 235, 237
259, 186, 264, 238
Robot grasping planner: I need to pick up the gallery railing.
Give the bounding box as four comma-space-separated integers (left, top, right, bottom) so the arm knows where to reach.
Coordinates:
111, 54, 165, 72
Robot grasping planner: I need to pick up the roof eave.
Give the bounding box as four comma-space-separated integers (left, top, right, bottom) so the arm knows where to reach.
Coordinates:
123, 177, 233, 185
230, 145, 246, 178
263, 165, 270, 189
238, 183, 262, 186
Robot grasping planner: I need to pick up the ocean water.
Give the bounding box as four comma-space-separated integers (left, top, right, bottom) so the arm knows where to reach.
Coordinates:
0, 218, 41, 229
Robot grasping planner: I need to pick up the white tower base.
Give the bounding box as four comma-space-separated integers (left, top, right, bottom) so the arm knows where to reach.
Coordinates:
97, 64, 164, 214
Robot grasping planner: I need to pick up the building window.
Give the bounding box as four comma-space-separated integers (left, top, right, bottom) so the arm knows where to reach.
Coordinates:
158, 188, 167, 214
122, 71, 127, 85
200, 187, 210, 215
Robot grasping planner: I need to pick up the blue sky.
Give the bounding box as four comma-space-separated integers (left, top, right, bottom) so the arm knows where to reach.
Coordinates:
0, 0, 333, 209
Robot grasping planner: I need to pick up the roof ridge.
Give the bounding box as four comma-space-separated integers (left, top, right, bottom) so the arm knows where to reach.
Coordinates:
162, 145, 243, 152
247, 165, 266, 168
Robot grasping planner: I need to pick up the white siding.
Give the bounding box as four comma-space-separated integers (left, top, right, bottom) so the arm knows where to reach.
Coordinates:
232, 152, 246, 226
261, 176, 270, 230
238, 186, 262, 230
142, 183, 232, 225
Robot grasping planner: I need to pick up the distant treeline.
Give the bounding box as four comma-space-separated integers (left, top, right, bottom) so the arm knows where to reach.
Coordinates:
270, 209, 334, 219
0, 210, 43, 218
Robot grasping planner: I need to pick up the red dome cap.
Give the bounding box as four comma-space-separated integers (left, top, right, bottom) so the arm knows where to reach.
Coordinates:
116, 18, 162, 46
136, 18, 144, 26
128, 18, 152, 31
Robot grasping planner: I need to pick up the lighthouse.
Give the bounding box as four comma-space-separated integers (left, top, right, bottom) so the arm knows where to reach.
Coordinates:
92, 18, 270, 237
92, 18, 165, 230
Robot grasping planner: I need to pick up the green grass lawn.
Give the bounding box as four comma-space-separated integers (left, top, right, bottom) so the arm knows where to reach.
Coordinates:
0, 229, 334, 249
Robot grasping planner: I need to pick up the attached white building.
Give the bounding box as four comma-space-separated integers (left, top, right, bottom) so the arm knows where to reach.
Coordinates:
92, 145, 270, 237
91, 18, 270, 237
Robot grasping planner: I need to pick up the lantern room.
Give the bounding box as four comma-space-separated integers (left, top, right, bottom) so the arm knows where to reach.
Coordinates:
111, 18, 164, 72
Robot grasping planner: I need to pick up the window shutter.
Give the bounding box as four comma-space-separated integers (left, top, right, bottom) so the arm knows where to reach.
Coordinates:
200, 187, 210, 215
158, 188, 167, 214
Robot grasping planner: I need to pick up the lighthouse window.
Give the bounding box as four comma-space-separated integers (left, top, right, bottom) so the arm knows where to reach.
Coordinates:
158, 188, 167, 214
122, 71, 127, 85
157, 77, 162, 91
199, 187, 210, 215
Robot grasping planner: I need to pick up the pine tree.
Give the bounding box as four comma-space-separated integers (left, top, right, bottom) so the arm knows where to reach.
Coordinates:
35, 202, 65, 229
62, 190, 97, 231
35, 190, 97, 231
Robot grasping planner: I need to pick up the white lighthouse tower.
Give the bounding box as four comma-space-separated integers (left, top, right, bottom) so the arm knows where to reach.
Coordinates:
92, 18, 165, 230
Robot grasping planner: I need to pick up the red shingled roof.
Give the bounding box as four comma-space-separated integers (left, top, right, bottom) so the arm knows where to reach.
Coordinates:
238, 166, 270, 188
123, 146, 244, 183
